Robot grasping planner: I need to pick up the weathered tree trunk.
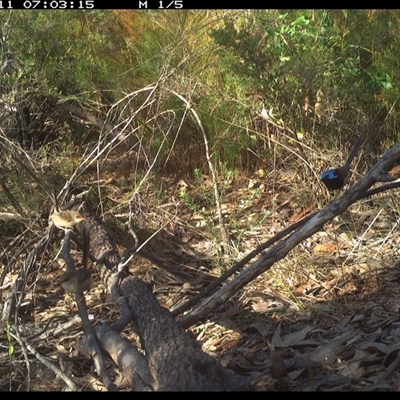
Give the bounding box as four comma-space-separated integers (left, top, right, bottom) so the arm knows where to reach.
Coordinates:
81, 204, 253, 391
120, 277, 253, 391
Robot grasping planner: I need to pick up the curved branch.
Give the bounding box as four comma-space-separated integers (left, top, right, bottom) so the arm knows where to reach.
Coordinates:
167, 89, 230, 248
179, 141, 400, 328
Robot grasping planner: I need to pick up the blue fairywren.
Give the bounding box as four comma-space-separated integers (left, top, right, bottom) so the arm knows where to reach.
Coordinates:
321, 136, 366, 190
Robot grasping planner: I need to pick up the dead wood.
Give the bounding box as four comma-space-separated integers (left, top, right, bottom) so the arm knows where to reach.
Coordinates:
120, 276, 252, 391
76, 204, 253, 391
94, 324, 155, 391
179, 141, 400, 327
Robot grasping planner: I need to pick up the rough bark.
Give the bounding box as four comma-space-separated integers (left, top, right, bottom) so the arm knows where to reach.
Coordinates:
120, 277, 253, 391
79, 204, 252, 391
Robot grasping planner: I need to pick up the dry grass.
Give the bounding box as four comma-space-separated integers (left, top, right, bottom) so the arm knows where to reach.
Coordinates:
2, 144, 400, 391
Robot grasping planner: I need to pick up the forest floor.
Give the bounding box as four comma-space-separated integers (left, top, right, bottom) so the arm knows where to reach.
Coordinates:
2, 161, 400, 391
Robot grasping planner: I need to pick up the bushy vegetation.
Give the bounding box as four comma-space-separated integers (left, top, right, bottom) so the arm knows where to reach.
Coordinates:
2, 10, 399, 167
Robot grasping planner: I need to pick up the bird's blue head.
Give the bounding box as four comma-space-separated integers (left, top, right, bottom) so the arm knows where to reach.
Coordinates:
320, 169, 339, 180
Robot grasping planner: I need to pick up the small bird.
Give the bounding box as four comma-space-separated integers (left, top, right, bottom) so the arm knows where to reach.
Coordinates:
60, 268, 93, 294
50, 210, 85, 230
321, 136, 366, 190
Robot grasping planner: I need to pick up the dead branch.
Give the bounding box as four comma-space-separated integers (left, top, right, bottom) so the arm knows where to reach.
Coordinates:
60, 230, 117, 391
179, 141, 400, 327
74, 204, 253, 390
167, 89, 231, 250
94, 323, 155, 391
120, 276, 252, 391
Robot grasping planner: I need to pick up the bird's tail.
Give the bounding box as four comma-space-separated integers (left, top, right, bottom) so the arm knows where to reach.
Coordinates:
344, 136, 367, 169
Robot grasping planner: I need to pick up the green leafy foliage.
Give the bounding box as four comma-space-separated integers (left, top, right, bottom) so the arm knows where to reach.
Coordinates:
1, 10, 400, 168
211, 10, 399, 151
